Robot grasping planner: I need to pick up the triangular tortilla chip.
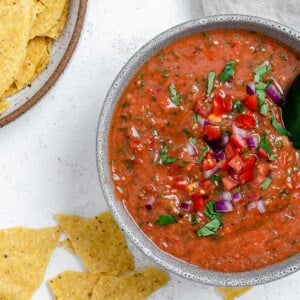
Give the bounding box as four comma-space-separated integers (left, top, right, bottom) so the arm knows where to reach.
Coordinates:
59, 238, 75, 254
217, 287, 252, 300
91, 266, 169, 300
0, 226, 61, 300
55, 211, 134, 274
49, 271, 100, 300
0, 0, 33, 96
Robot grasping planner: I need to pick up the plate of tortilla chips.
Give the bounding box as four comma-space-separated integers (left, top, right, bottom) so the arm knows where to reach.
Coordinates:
0, 0, 87, 127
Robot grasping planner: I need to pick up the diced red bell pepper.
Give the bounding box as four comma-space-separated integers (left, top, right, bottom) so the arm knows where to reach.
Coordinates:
243, 95, 258, 111
173, 176, 189, 189
239, 169, 254, 183
194, 101, 212, 118
191, 194, 204, 211
228, 154, 245, 173
212, 95, 233, 116
243, 155, 257, 170
230, 135, 247, 150
222, 176, 239, 191
204, 125, 221, 141
235, 114, 256, 129
202, 153, 216, 171
258, 148, 269, 159
225, 143, 236, 160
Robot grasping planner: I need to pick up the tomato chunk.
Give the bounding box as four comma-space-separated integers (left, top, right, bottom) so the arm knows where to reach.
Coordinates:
195, 101, 211, 118
228, 154, 245, 172
235, 114, 256, 129
191, 194, 204, 211
225, 143, 236, 160
200, 180, 216, 193
243, 95, 258, 111
222, 176, 239, 190
230, 135, 247, 150
243, 155, 257, 170
202, 153, 216, 171
173, 176, 189, 189
239, 169, 254, 183
258, 148, 269, 159
213, 95, 233, 116
204, 125, 221, 141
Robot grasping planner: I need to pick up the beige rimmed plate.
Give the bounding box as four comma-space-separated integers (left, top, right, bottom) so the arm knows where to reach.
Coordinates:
0, 0, 88, 127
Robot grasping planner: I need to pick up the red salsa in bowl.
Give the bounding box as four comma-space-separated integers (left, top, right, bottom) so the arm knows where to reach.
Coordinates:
108, 29, 300, 273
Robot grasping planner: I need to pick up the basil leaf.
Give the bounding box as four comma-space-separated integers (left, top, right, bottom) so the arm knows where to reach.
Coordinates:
206, 71, 215, 97
219, 61, 237, 82
261, 177, 272, 190
169, 83, 181, 106
258, 136, 271, 155
155, 214, 177, 225
197, 146, 209, 163
204, 201, 222, 222
209, 174, 221, 187
197, 218, 221, 236
160, 148, 179, 164
233, 100, 244, 113
271, 111, 289, 136
254, 63, 272, 83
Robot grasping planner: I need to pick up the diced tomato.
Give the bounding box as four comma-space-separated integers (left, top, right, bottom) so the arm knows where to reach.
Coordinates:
194, 101, 212, 118
255, 163, 270, 185
148, 136, 156, 148
235, 114, 256, 129
212, 95, 233, 116
144, 184, 156, 194
258, 148, 269, 159
243, 155, 257, 170
173, 176, 189, 189
204, 125, 221, 141
200, 180, 216, 193
222, 176, 239, 191
243, 95, 258, 111
217, 159, 228, 169
239, 169, 254, 183
202, 153, 216, 171
130, 139, 143, 152
228, 154, 245, 173
207, 113, 222, 124
191, 194, 204, 211
167, 164, 180, 176
230, 135, 247, 150
225, 143, 236, 160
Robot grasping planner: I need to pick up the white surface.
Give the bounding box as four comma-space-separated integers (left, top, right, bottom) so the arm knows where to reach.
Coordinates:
0, 0, 299, 299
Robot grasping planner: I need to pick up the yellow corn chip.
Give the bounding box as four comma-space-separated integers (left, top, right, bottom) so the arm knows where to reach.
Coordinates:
55, 211, 134, 274
217, 287, 252, 300
32, 0, 46, 15
0, 226, 61, 300
59, 238, 75, 254
45, 0, 69, 40
91, 266, 169, 300
49, 271, 100, 300
30, 0, 66, 38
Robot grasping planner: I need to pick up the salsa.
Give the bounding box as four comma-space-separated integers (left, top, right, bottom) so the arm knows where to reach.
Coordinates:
109, 30, 300, 272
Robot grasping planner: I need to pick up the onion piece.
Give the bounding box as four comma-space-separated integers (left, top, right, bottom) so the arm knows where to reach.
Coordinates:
246, 82, 255, 95
187, 142, 197, 156
214, 201, 233, 212
232, 192, 242, 203
232, 124, 247, 139
257, 198, 266, 214
266, 85, 283, 106
222, 134, 229, 145
224, 81, 233, 90
215, 150, 225, 162
220, 191, 232, 202
145, 204, 152, 210
203, 166, 219, 178
245, 134, 259, 149
270, 77, 284, 95
197, 115, 210, 127
180, 202, 190, 210
247, 201, 257, 211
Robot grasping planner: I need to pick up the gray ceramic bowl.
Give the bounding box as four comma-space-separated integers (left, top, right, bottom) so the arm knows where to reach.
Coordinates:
96, 15, 300, 286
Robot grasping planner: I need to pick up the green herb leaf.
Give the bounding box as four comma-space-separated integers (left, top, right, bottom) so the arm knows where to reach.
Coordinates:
161, 70, 169, 78
271, 111, 289, 136
197, 218, 221, 236
256, 89, 266, 107
268, 153, 278, 161
189, 137, 197, 145
155, 214, 177, 226
191, 215, 198, 225
197, 146, 209, 163
258, 135, 272, 155
254, 62, 272, 83
160, 148, 179, 164
169, 83, 181, 106
193, 113, 199, 124
204, 201, 222, 222
219, 61, 237, 82
233, 100, 244, 113
209, 174, 221, 187
261, 177, 272, 190
206, 71, 215, 97
183, 128, 191, 136
260, 103, 269, 116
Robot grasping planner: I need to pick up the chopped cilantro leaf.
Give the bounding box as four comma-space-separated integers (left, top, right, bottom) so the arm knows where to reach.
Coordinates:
271, 111, 289, 136
258, 135, 271, 155
161, 70, 169, 78
219, 60, 237, 82
193, 113, 199, 124
189, 137, 197, 145
206, 71, 215, 97
191, 215, 198, 225
260, 103, 269, 115
160, 148, 178, 164
254, 62, 272, 83
209, 174, 221, 187
169, 83, 181, 106
204, 201, 222, 222
261, 177, 272, 190
233, 100, 244, 113
197, 146, 209, 163
197, 218, 221, 236
155, 214, 177, 225
269, 153, 278, 161
183, 128, 191, 136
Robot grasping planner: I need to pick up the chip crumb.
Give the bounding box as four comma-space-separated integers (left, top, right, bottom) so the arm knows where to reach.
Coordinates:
217, 286, 252, 300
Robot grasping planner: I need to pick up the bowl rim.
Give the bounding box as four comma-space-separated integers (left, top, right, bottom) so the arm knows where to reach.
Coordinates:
0, 0, 88, 127
96, 14, 300, 287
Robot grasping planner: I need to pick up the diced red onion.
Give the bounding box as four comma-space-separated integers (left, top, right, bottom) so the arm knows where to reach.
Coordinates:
220, 191, 232, 202
232, 192, 242, 203
145, 204, 152, 210
180, 202, 190, 210
197, 115, 209, 127
247, 201, 257, 211
224, 81, 233, 90
257, 198, 266, 214
222, 134, 229, 145
246, 82, 255, 95
215, 150, 225, 162
270, 77, 284, 95
203, 166, 219, 178
130, 126, 140, 138
232, 124, 247, 139
203, 120, 210, 126
219, 89, 226, 98
202, 194, 209, 200
187, 142, 197, 156
214, 201, 233, 212
245, 134, 259, 149
266, 85, 283, 106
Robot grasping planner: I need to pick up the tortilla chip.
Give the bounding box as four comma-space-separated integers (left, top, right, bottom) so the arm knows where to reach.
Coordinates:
30, 0, 66, 39
91, 266, 169, 300
32, 0, 46, 15
49, 271, 100, 300
59, 238, 75, 254
0, 0, 33, 96
0, 226, 61, 300
217, 287, 252, 300
0, 100, 10, 113
55, 211, 134, 274
45, 0, 69, 40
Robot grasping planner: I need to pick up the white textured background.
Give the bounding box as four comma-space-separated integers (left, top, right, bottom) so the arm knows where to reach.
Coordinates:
0, 0, 299, 299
